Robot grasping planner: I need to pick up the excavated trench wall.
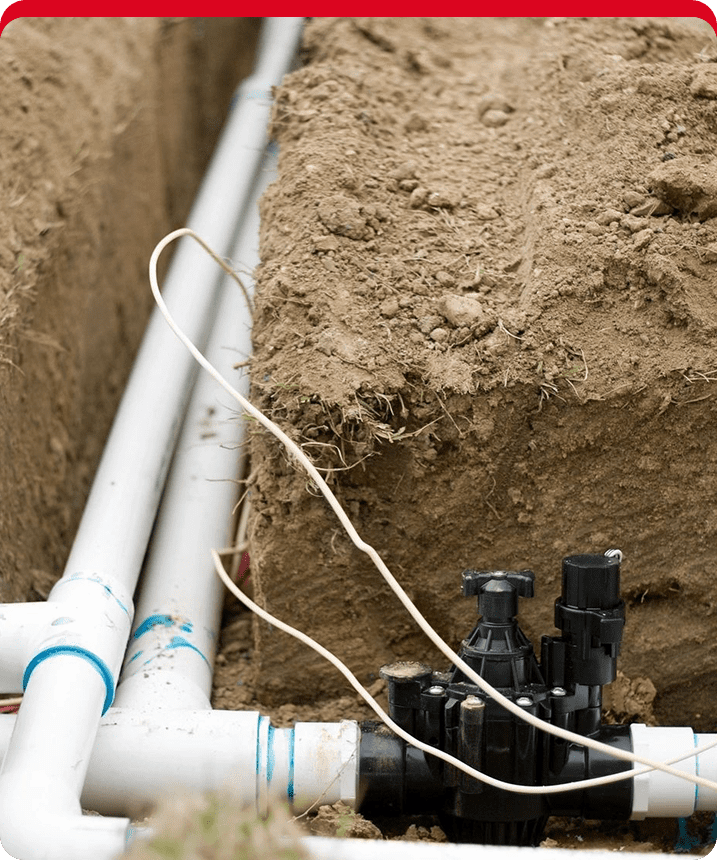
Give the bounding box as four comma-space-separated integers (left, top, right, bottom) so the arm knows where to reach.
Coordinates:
249, 16, 717, 732
0, 17, 261, 604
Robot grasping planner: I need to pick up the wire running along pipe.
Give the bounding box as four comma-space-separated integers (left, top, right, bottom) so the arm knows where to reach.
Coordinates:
149, 228, 717, 798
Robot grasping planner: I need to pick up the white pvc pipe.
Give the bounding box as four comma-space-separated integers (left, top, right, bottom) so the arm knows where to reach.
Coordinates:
694, 734, 717, 812
63, 15, 302, 598
630, 724, 717, 819
300, 837, 666, 860
0, 711, 359, 820
115, 130, 277, 713
0, 19, 304, 860
0, 603, 58, 693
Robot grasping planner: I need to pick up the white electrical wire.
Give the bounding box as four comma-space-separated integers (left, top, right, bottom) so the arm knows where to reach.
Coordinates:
211, 548, 717, 796
149, 227, 717, 795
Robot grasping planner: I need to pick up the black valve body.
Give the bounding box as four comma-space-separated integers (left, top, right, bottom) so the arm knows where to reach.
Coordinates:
359, 554, 632, 846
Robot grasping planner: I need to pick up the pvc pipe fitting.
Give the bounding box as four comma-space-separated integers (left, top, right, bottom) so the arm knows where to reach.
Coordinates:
630, 724, 699, 819
294, 721, 360, 813
0, 657, 131, 860
26, 573, 135, 714
79, 712, 359, 818
694, 733, 717, 812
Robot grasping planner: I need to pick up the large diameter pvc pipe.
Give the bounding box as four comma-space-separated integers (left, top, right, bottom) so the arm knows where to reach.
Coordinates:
115, 137, 277, 713
0, 19, 304, 860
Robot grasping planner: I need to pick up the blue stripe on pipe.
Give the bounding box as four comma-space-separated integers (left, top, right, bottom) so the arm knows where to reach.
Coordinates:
267, 724, 275, 785
256, 715, 263, 807
133, 614, 174, 638
23, 645, 115, 714
288, 727, 295, 802
56, 572, 131, 617
166, 636, 209, 665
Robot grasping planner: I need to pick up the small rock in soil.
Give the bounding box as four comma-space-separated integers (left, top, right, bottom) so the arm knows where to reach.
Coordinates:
630, 196, 673, 217
622, 214, 646, 233
427, 189, 459, 209
481, 108, 511, 127
633, 229, 653, 249
690, 66, 717, 99
703, 243, 717, 262
474, 204, 499, 220
477, 92, 514, 117
409, 186, 429, 208
312, 234, 340, 252
623, 190, 645, 209
648, 158, 717, 221
405, 112, 429, 132
598, 208, 623, 225
389, 161, 419, 181
438, 293, 490, 329
380, 297, 400, 317
317, 193, 370, 239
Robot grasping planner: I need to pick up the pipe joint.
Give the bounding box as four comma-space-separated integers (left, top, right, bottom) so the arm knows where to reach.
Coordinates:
23, 573, 134, 714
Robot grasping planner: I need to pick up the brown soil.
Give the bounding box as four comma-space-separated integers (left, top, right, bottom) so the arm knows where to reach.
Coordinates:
214, 14, 717, 853
242, 17, 717, 739
0, 16, 260, 604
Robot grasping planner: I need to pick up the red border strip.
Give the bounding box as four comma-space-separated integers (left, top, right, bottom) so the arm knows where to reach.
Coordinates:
0, 6, 716, 38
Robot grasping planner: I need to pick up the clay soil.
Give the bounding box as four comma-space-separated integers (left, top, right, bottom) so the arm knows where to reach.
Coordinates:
214, 14, 717, 854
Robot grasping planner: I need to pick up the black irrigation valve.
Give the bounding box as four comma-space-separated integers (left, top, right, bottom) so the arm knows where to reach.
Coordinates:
359, 551, 632, 847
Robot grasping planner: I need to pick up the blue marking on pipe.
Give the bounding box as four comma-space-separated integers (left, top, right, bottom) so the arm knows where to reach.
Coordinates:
256, 715, 262, 804
23, 645, 115, 714
58, 572, 130, 617
180, 621, 193, 633
288, 726, 295, 802
51, 617, 73, 626
167, 636, 209, 666
133, 614, 173, 639
267, 724, 275, 785
128, 650, 143, 663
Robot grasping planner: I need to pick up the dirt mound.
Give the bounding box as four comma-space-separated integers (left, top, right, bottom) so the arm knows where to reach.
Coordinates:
0, 17, 259, 603
247, 16, 717, 732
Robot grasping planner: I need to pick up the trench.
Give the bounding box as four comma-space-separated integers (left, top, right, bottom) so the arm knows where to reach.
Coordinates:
2, 14, 717, 859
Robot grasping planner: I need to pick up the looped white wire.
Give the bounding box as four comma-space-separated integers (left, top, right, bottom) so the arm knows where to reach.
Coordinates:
150, 228, 717, 796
